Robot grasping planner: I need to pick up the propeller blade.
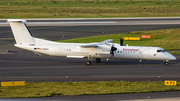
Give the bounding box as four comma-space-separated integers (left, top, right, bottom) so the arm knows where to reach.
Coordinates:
112, 50, 114, 58
110, 44, 117, 58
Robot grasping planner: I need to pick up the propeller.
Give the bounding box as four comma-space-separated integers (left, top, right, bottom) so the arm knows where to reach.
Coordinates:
120, 38, 124, 46
110, 44, 117, 58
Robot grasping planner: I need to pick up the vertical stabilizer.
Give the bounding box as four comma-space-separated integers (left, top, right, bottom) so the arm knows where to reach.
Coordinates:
7, 19, 35, 44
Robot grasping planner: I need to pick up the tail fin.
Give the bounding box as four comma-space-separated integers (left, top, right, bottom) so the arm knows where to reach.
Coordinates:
7, 19, 35, 44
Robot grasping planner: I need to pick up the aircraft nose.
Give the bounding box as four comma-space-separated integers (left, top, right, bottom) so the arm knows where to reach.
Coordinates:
172, 56, 176, 60
167, 53, 176, 60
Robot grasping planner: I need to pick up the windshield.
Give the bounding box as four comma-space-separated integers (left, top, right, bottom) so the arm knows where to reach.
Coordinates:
157, 50, 166, 53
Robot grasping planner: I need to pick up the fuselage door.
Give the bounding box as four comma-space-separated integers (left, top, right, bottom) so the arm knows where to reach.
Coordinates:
59, 47, 64, 56
139, 51, 142, 59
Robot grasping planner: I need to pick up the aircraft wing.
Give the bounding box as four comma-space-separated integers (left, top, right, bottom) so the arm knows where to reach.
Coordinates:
98, 39, 113, 44
72, 39, 113, 54
80, 39, 113, 48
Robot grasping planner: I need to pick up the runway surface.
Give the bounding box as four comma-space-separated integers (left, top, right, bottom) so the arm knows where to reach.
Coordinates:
0, 18, 180, 100
0, 50, 180, 82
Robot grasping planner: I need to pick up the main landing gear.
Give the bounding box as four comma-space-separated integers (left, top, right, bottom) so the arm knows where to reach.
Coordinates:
86, 55, 93, 65
86, 56, 101, 65
86, 61, 91, 65
96, 58, 101, 63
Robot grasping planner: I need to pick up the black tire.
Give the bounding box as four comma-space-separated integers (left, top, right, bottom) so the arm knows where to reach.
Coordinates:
165, 62, 168, 65
96, 58, 101, 63
86, 61, 91, 65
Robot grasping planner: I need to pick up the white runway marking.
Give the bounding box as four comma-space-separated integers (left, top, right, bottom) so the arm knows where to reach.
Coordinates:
0, 21, 116, 24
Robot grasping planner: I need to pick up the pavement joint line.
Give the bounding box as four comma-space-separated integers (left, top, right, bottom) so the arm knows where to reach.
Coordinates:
92, 76, 180, 77
1, 58, 179, 64
0, 26, 60, 33
0, 31, 11, 34
1, 76, 180, 78
0, 52, 14, 54
0, 52, 7, 54
0, 60, 175, 67
1, 17, 180, 21
0, 21, 116, 25
119, 97, 180, 101
0, 60, 178, 67
0, 38, 14, 40
0, 64, 178, 70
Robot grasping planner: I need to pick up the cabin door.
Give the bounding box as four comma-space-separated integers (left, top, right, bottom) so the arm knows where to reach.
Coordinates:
139, 51, 142, 59
59, 47, 64, 56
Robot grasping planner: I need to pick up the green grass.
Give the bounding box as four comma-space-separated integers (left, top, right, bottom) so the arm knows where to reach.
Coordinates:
57, 28, 180, 50
169, 51, 180, 55
1, 0, 180, 18
0, 81, 180, 98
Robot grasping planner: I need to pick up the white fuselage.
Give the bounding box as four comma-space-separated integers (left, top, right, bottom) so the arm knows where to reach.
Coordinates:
7, 19, 176, 65
15, 42, 176, 61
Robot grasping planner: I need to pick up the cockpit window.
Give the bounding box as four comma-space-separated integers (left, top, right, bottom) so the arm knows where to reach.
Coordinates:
157, 50, 166, 52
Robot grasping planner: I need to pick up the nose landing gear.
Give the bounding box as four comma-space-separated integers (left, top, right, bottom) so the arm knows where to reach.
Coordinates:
165, 60, 169, 65
165, 62, 168, 65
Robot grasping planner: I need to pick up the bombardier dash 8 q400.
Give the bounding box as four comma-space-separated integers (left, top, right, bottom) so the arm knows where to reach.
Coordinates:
8, 19, 176, 65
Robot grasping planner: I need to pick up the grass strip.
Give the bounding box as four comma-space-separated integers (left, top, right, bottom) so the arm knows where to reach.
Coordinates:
1, 0, 180, 18
57, 28, 180, 51
0, 81, 180, 98
169, 51, 180, 55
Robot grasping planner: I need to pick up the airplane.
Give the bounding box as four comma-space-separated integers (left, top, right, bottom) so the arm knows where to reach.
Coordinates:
7, 19, 176, 65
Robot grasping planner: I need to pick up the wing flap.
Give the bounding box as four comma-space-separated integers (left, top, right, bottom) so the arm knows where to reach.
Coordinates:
67, 56, 85, 58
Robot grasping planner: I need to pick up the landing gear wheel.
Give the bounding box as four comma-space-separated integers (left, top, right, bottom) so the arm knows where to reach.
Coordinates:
96, 58, 101, 63
165, 62, 168, 65
86, 61, 91, 65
